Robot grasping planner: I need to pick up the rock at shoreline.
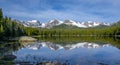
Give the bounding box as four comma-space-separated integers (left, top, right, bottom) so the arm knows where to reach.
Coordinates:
9, 36, 37, 42
18, 36, 37, 42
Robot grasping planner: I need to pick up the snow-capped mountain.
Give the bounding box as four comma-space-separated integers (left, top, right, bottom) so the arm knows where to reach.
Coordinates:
45, 19, 63, 28
22, 20, 45, 28
81, 21, 110, 27
24, 42, 111, 50
63, 20, 87, 28
22, 19, 110, 28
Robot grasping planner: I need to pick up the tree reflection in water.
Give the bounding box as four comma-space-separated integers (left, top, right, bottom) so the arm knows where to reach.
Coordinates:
0, 37, 120, 65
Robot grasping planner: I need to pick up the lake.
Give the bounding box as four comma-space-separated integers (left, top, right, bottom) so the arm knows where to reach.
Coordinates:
0, 37, 120, 65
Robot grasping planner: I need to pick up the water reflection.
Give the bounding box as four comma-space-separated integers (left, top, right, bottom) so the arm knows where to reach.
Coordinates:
13, 41, 120, 65
0, 37, 120, 65
24, 42, 111, 50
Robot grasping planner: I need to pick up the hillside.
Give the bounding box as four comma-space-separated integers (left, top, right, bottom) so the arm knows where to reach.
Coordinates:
52, 24, 80, 29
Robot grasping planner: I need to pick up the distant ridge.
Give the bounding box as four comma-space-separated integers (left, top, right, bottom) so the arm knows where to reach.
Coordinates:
21, 19, 110, 28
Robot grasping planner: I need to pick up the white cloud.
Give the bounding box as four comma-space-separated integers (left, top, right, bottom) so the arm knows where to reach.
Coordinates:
1, 0, 120, 23
6, 9, 110, 22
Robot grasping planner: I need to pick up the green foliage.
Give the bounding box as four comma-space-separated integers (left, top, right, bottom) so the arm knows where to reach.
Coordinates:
2, 17, 25, 37
0, 8, 3, 21
24, 27, 40, 36
0, 9, 25, 38
32, 25, 120, 37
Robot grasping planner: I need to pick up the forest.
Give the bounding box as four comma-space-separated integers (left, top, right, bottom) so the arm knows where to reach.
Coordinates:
0, 8, 120, 39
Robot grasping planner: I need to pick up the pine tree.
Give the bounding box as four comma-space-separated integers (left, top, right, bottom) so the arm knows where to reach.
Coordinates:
0, 8, 3, 21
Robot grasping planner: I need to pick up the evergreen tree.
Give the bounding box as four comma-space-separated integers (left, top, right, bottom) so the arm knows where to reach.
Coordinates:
0, 8, 3, 21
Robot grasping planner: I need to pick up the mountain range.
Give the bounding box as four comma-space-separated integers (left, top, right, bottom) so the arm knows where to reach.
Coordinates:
22, 20, 110, 28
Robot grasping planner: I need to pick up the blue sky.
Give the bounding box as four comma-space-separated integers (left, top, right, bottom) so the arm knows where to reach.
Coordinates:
0, 0, 120, 23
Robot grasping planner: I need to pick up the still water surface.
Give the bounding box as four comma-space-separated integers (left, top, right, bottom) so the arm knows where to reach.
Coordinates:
0, 37, 120, 65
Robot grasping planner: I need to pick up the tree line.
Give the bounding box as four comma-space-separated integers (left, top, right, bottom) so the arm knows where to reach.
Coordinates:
0, 8, 25, 39
0, 8, 120, 39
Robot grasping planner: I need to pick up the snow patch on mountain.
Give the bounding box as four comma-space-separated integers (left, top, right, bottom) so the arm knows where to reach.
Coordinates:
22, 19, 110, 28
63, 20, 87, 28
22, 20, 44, 28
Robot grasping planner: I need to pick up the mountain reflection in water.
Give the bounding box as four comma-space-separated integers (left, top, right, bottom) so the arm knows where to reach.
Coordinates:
12, 41, 120, 65
0, 37, 120, 65
25, 42, 111, 50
